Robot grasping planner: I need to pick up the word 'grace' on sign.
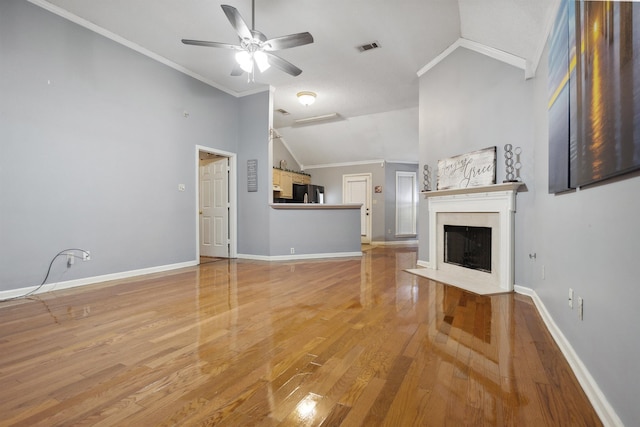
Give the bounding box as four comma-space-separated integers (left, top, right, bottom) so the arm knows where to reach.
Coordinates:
436, 146, 496, 190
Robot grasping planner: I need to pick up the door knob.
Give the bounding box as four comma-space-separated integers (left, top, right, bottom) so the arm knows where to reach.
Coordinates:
199, 211, 203, 215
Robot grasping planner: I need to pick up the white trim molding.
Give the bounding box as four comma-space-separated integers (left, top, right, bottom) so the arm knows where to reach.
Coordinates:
237, 252, 362, 261
514, 286, 623, 427
416, 259, 431, 269
195, 146, 238, 259
370, 240, 419, 247
27, 0, 267, 98
417, 38, 530, 79
422, 183, 523, 293
0, 261, 197, 301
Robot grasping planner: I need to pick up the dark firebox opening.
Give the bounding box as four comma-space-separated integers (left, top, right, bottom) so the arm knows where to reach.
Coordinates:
444, 225, 492, 273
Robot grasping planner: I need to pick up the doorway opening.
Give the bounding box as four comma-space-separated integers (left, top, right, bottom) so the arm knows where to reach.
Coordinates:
196, 146, 237, 263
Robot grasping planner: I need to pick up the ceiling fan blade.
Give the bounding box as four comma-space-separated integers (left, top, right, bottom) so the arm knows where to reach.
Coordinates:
264, 32, 314, 51
221, 5, 253, 40
230, 63, 244, 76
182, 39, 240, 49
265, 53, 302, 77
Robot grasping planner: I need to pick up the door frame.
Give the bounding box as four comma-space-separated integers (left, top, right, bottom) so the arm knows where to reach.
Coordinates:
195, 145, 237, 260
343, 173, 372, 244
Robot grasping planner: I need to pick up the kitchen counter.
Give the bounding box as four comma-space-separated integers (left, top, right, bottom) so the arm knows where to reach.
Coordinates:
270, 203, 362, 210
268, 204, 362, 258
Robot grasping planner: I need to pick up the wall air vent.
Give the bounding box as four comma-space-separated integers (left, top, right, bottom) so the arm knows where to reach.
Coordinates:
357, 41, 381, 52
276, 108, 290, 115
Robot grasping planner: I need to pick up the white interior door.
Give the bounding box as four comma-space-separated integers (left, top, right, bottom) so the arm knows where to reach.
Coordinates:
343, 174, 372, 244
200, 156, 229, 258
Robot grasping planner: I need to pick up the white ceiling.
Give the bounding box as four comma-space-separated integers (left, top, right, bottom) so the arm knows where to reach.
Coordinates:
35, 0, 557, 168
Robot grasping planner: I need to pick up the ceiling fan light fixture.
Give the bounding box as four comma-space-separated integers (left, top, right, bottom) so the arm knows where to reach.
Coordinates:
254, 51, 270, 72
297, 91, 316, 106
182, 2, 313, 78
235, 50, 253, 73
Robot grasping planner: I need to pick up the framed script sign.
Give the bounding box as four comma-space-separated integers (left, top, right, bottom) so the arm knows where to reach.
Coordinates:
436, 147, 496, 190
247, 159, 258, 192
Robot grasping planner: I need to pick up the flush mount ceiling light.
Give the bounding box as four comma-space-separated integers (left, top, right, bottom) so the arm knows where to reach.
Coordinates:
297, 91, 317, 106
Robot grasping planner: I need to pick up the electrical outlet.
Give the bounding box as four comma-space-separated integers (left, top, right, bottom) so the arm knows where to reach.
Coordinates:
568, 288, 574, 309
83, 251, 91, 261
578, 297, 584, 320
290, 248, 295, 254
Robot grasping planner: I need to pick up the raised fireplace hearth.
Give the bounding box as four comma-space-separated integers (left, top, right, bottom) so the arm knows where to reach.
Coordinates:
417, 182, 523, 294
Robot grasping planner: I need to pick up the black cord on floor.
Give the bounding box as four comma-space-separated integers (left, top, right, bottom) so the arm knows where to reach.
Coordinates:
0, 248, 90, 302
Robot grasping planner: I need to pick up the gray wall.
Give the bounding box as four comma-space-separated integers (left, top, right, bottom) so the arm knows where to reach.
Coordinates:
418, 47, 536, 285
306, 163, 387, 241
0, 0, 264, 291
307, 162, 419, 243
269, 208, 361, 256
530, 45, 639, 426
419, 45, 640, 425
237, 92, 271, 257
272, 139, 301, 171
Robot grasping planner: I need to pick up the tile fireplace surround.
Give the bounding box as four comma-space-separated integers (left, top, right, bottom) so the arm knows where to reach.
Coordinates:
414, 182, 523, 295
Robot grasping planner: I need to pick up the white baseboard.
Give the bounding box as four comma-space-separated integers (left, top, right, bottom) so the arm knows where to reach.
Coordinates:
514, 285, 623, 427
0, 260, 198, 301
237, 251, 362, 261
370, 240, 419, 246
416, 259, 434, 269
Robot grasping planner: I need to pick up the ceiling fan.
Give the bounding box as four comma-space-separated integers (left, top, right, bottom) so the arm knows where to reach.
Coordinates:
182, 0, 314, 80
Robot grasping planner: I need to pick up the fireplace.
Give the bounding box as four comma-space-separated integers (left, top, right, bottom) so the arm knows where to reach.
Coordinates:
418, 183, 522, 294
444, 225, 492, 272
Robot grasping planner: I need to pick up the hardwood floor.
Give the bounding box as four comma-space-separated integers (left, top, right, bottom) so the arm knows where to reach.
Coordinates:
0, 246, 601, 426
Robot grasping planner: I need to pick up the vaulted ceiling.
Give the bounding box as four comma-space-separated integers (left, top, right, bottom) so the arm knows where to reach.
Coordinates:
33, 0, 558, 168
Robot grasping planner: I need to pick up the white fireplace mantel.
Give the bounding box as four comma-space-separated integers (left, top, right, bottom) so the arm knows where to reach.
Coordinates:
419, 182, 524, 294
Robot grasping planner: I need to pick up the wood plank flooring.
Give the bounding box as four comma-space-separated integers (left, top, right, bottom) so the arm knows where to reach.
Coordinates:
0, 246, 602, 426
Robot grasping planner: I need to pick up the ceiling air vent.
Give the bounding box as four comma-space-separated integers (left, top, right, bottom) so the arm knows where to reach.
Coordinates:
276, 108, 290, 115
357, 41, 381, 52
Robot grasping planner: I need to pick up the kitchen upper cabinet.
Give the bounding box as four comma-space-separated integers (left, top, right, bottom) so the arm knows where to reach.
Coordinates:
273, 168, 311, 200
292, 173, 304, 185
273, 168, 281, 187
280, 171, 293, 199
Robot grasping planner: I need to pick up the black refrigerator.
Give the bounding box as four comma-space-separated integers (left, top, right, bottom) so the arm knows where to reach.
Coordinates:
292, 184, 324, 203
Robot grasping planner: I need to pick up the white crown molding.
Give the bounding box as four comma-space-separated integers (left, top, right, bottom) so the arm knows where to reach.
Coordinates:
27, 0, 268, 98
514, 285, 623, 427
417, 38, 528, 79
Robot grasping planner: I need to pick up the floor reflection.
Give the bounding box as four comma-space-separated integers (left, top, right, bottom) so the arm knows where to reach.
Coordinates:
182, 246, 593, 425
197, 260, 239, 373
0, 245, 600, 425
